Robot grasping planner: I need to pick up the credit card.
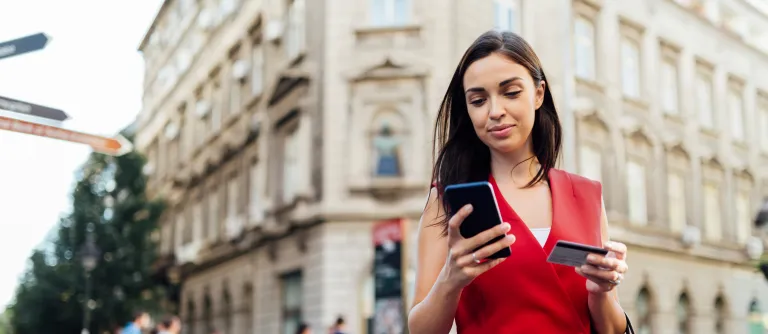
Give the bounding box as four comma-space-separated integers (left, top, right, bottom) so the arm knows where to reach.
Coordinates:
547, 240, 609, 267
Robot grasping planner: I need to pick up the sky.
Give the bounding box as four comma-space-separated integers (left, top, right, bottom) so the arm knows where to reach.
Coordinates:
0, 0, 163, 308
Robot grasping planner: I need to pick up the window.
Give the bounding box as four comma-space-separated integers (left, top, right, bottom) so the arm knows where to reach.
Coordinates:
704, 183, 722, 241
626, 161, 648, 225
371, 0, 409, 26
227, 174, 239, 219
282, 127, 300, 203
230, 73, 242, 116
193, 200, 203, 242
175, 213, 185, 249
494, 0, 520, 33
249, 161, 261, 219
661, 59, 679, 115
621, 38, 641, 98
696, 72, 715, 129
714, 295, 726, 334
760, 104, 768, 149
677, 293, 691, 334
736, 192, 751, 243
286, 0, 306, 60
728, 89, 745, 142
578, 145, 602, 182
211, 79, 222, 132
208, 189, 220, 241
574, 16, 596, 80
161, 222, 173, 254
281, 272, 303, 334
251, 44, 264, 96
636, 287, 652, 334
667, 173, 687, 232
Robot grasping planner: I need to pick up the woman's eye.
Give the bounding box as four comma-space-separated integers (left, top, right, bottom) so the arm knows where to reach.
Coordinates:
505, 91, 522, 98
470, 98, 486, 106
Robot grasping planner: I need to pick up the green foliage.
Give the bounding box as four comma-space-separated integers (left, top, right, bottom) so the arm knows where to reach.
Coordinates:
9, 145, 166, 334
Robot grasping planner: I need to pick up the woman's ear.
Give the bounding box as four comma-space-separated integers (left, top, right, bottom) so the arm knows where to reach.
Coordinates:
535, 80, 546, 110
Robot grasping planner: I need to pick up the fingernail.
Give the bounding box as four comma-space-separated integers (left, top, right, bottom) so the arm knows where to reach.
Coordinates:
587, 255, 596, 262
581, 265, 589, 271
604, 241, 613, 248
465, 204, 473, 213
505, 234, 515, 241
501, 223, 511, 231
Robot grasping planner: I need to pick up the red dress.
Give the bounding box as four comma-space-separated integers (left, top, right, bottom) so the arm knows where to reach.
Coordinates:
454, 168, 603, 334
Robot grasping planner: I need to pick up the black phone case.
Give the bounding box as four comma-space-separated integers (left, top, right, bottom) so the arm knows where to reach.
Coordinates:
444, 182, 511, 259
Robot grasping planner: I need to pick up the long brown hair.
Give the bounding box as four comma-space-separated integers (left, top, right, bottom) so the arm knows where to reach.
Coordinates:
431, 30, 562, 232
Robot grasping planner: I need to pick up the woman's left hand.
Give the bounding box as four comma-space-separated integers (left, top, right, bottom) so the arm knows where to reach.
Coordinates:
575, 241, 628, 294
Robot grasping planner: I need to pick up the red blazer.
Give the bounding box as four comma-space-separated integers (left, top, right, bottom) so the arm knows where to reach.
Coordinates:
454, 168, 603, 334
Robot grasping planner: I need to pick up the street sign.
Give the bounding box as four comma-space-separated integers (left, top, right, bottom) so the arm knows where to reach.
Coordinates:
0, 33, 49, 61
0, 115, 132, 156
0, 95, 69, 121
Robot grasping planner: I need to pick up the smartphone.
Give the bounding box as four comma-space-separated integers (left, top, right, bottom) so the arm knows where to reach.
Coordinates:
547, 240, 608, 267
443, 181, 511, 259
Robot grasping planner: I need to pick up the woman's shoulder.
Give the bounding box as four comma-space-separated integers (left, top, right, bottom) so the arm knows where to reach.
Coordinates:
549, 168, 602, 192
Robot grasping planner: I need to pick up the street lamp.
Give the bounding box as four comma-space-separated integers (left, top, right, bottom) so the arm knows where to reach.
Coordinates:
80, 225, 101, 334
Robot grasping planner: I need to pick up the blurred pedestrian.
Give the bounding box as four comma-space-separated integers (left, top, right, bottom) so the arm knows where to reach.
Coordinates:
122, 310, 150, 334
296, 322, 311, 334
158, 315, 181, 334
329, 316, 347, 334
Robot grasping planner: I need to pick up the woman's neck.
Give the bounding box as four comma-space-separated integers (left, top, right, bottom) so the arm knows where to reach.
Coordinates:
490, 147, 540, 187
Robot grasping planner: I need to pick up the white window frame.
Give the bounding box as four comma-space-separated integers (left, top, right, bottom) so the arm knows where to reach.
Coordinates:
667, 172, 687, 232
660, 58, 679, 115
728, 87, 745, 142
370, 0, 410, 27
208, 189, 220, 241
621, 37, 641, 99
578, 144, 603, 183
282, 127, 300, 204
735, 191, 751, 243
286, 0, 306, 60
696, 70, 715, 129
626, 160, 648, 225
494, 0, 521, 33
574, 15, 596, 81
703, 182, 722, 241
227, 174, 239, 219
251, 44, 264, 96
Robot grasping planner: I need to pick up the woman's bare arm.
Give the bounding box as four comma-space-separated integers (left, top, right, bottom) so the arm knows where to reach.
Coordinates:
407, 188, 459, 334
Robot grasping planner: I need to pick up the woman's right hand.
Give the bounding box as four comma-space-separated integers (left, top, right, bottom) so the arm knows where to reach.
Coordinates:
440, 204, 516, 291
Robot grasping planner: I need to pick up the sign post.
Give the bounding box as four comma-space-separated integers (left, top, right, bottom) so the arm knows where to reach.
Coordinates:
372, 218, 407, 334
0, 95, 69, 122
0, 115, 132, 156
0, 33, 50, 61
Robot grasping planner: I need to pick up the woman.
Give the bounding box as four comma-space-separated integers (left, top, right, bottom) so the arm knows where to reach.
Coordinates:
408, 30, 631, 334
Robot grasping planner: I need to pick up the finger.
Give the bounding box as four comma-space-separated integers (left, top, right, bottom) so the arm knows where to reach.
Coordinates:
579, 265, 623, 282
575, 269, 617, 290
456, 234, 516, 267
466, 257, 506, 276
464, 222, 511, 250
447, 204, 473, 241
604, 241, 627, 260
585, 254, 624, 271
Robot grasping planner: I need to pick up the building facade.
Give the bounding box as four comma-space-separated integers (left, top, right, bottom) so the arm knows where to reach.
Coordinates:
135, 0, 768, 333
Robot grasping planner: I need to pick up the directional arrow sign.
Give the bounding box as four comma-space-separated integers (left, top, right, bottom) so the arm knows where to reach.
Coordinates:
0, 95, 69, 121
0, 115, 132, 156
0, 33, 50, 61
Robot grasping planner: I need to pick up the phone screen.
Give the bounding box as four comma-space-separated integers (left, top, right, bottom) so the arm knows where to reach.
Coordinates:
444, 181, 511, 259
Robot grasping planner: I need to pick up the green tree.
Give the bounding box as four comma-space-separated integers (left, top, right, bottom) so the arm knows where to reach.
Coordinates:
9, 139, 165, 334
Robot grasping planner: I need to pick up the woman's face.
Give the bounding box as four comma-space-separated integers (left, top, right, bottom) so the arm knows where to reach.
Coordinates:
462, 52, 544, 155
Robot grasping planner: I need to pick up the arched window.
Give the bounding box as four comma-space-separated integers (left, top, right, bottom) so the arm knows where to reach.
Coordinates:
185, 298, 196, 334
635, 287, 652, 334
714, 294, 727, 334
677, 292, 691, 334
243, 283, 254, 333
222, 285, 232, 333
370, 110, 406, 178
203, 293, 213, 333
